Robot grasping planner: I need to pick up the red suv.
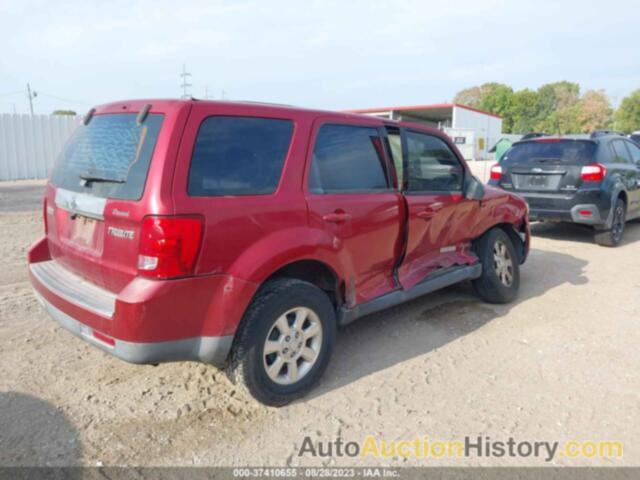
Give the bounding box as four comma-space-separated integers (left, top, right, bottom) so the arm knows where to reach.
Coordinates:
28, 99, 530, 405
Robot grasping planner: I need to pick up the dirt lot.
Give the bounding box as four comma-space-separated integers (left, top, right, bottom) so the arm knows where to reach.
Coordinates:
1, 178, 639, 467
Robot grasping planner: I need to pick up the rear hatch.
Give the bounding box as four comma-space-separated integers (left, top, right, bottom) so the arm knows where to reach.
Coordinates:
499, 138, 597, 193
46, 109, 166, 292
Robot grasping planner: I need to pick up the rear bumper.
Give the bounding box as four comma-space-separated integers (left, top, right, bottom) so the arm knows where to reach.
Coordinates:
529, 204, 605, 225
516, 190, 610, 226
34, 291, 233, 366
28, 238, 258, 368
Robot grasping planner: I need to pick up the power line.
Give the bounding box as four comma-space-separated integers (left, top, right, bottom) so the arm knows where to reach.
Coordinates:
27, 83, 36, 116
0, 90, 23, 98
37, 91, 91, 105
180, 64, 192, 99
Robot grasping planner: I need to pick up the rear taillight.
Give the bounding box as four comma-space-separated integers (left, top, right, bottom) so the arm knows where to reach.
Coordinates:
490, 164, 502, 181
580, 163, 606, 182
138, 216, 203, 279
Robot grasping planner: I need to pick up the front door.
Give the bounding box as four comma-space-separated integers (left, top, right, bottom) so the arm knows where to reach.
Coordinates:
305, 121, 404, 307
397, 129, 474, 290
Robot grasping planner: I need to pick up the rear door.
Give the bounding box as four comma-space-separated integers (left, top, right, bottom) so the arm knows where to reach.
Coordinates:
46, 109, 168, 292
498, 139, 598, 195
305, 120, 404, 306
397, 129, 470, 291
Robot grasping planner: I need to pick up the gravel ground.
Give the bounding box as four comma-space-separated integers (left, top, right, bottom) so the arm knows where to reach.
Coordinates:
0, 179, 638, 467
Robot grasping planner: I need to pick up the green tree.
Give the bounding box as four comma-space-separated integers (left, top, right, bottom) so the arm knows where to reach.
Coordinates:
576, 89, 613, 133
453, 86, 483, 107
615, 89, 640, 133
52, 109, 77, 116
509, 89, 540, 134
535, 81, 580, 133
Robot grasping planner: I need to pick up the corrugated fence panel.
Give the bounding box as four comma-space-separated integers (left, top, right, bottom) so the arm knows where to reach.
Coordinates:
0, 114, 81, 181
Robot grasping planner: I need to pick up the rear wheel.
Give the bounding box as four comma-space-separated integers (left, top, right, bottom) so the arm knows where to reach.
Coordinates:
594, 198, 626, 247
226, 278, 336, 406
472, 228, 520, 304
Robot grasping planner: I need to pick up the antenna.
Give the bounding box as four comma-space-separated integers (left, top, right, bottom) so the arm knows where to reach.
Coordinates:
180, 64, 192, 99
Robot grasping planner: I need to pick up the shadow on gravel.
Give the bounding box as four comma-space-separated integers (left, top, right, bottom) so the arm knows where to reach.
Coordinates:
0, 392, 81, 469
308, 248, 588, 400
531, 220, 640, 246
0, 182, 45, 213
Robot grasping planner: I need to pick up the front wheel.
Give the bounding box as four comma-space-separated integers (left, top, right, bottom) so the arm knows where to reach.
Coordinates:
472, 228, 520, 304
226, 278, 336, 406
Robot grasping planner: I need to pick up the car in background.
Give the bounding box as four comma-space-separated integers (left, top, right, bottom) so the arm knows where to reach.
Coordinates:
488, 132, 640, 246
629, 131, 640, 145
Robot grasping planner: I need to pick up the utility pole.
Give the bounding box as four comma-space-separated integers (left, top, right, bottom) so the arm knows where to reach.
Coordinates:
180, 64, 192, 99
221, 89, 226, 100
26, 83, 37, 116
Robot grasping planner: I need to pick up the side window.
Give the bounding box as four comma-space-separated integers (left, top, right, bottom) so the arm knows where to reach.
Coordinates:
188, 116, 293, 196
610, 140, 632, 164
405, 132, 464, 192
624, 141, 640, 164
309, 124, 390, 193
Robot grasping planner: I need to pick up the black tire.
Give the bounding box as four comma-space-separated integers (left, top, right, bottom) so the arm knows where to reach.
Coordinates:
594, 198, 626, 247
472, 228, 520, 304
226, 278, 336, 406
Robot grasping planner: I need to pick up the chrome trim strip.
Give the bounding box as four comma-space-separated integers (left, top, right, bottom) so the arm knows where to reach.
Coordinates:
55, 188, 106, 220
34, 292, 233, 367
30, 260, 116, 318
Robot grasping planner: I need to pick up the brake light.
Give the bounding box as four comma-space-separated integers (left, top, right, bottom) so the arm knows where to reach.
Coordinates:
490, 164, 502, 181
138, 216, 203, 279
580, 163, 606, 182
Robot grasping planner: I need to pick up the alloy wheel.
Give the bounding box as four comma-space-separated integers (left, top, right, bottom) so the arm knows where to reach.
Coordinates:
493, 240, 514, 287
263, 307, 323, 385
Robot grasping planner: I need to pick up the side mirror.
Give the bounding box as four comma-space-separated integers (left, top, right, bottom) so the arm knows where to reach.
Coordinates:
464, 175, 485, 201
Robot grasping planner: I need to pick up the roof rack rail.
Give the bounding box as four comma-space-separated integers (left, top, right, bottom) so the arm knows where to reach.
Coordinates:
520, 132, 546, 140
590, 130, 624, 138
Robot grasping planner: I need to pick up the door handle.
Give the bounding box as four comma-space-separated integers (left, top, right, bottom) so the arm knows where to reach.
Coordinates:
322, 212, 352, 223
416, 202, 444, 219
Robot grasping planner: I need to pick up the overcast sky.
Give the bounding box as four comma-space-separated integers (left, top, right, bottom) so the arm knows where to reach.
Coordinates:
0, 0, 638, 115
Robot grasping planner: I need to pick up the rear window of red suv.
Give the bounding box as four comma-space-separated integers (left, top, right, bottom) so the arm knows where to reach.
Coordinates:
188, 116, 294, 196
51, 113, 164, 200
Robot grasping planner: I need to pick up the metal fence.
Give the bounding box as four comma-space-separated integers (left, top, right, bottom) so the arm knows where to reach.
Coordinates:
0, 114, 81, 181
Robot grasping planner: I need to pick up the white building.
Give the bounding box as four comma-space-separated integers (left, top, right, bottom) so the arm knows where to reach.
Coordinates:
348, 103, 503, 161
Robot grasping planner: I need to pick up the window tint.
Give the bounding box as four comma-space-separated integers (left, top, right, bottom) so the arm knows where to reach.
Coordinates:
309, 124, 390, 193
626, 141, 640, 164
610, 140, 632, 164
502, 140, 596, 165
51, 113, 164, 200
406, 132, 463, 192
188, 116, 293, 196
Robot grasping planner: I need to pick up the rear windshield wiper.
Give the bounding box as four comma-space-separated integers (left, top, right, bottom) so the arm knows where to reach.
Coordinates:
79, 174, 126, 185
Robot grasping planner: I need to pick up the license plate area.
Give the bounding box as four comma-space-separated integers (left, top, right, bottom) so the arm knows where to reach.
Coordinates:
513, 173, 562, 191
63, 214, 104, 254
